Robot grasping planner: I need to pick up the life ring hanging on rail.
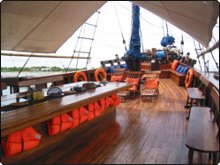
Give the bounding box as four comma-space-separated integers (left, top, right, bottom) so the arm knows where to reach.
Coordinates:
73, 71, 88, 82
94, 68, 107, 82
185, 68, 193, 88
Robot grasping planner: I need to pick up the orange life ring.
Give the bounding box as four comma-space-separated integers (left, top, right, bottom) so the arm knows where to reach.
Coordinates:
185, 68, 193, 88
94, 68, 107, 82
73, 71, 88, 82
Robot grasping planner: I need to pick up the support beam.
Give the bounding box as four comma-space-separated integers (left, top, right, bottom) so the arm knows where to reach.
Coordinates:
1, 52, 91, 59
197, 41, 219, 58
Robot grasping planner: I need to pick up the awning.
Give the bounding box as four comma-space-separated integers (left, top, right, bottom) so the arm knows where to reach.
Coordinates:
1, 1, 219, 53
1, 1, 106, 53
135, 1, 219, 48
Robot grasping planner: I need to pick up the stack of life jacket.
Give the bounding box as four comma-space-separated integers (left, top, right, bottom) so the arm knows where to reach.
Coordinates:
47, 113, 73, 136
2, 126, 42, 156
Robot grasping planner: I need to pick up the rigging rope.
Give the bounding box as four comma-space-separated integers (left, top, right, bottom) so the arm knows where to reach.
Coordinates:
113, 1, 128, 52
139, 24, 144, 53
65, 25, 84, 72
17, 55, 31, 77
180, 34, 184, 55
210, 51, 219, 70
193, 39, 202, 71
165, 22, 169, 35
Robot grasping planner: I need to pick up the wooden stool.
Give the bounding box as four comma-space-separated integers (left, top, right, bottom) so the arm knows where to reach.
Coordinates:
185, 75, 209, 120
141, 88, 158, 102
117, 90, 130, 102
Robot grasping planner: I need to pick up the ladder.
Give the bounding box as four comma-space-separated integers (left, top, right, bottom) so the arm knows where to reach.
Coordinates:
66, 11, 100, 71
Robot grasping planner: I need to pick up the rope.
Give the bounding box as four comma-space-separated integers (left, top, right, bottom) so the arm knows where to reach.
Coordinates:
17, 55, 31, 77
193, 39, 202, 71
162, 19, 165, 37
86, 11, 101, 69
65, 25, 84, 72
165, 22, 169, 35
210, 51, 219, 70
140, 24, 144, 53
113, 1, 128, 52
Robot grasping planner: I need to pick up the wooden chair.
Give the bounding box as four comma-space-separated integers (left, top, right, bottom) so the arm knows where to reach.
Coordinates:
110, 68, 126, 82
141, 71, 160, 101
185, 75, 209, 120
117, 71, 141, 100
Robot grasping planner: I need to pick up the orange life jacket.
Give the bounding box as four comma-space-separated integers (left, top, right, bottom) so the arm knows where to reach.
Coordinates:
48, 113, 73, 136
105, 97, 111, 108
94, 101, 102, 117
21, 126, 42, 151
87, 103, 95, 120
100, 98, 105, 111
47, 116, 61, 136
68, 109, 80, 128
2, 126, 41, 157
111, 94, 121, 107
79, 107, 88, 123
110, 75, 123, 82
60, 113, 73, 132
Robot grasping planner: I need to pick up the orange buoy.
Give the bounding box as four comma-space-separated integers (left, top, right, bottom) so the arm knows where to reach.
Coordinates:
94, 68, 107, 82
185, 68, 193, 88
73, 71, 88, 82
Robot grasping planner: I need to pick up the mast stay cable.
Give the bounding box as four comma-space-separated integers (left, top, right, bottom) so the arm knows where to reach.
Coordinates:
113, 1, 128, 52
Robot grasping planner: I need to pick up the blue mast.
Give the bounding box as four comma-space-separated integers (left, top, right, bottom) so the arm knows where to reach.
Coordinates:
125, 3, 144, 71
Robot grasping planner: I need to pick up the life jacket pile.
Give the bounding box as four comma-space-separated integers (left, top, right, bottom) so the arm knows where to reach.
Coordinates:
1, 126, 42, 156
47, 94, 120, 136
47, 113, 73, 136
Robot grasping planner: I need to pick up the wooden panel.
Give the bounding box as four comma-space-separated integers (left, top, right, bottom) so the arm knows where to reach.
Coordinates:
185, 107, 219, 152
160, 64, 172, 70
159, 70, 170, 78
18, 75, 63, 87
1, 82, 132, 137
140, 62, 151, 70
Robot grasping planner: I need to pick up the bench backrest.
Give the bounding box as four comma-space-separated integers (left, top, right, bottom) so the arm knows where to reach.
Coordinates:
18, 75, 63, 90
125, 71, 141, 79
198, 75, 210, 95
114, 68, 126, 76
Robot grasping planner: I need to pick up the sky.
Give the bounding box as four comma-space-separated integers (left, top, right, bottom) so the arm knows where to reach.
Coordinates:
1, 1, 219, 72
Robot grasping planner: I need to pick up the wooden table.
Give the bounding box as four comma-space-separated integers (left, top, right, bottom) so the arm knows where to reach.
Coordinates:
1, 81, 131, 137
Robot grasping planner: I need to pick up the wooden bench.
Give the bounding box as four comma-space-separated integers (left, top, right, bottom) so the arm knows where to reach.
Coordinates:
18, 75, 64, 91
185, 87, 219, 164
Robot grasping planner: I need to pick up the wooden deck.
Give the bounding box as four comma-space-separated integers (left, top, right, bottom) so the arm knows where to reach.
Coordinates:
29, 79, 213, 164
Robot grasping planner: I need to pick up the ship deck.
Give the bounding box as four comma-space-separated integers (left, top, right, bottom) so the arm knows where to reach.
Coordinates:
32, 79, 212, 164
